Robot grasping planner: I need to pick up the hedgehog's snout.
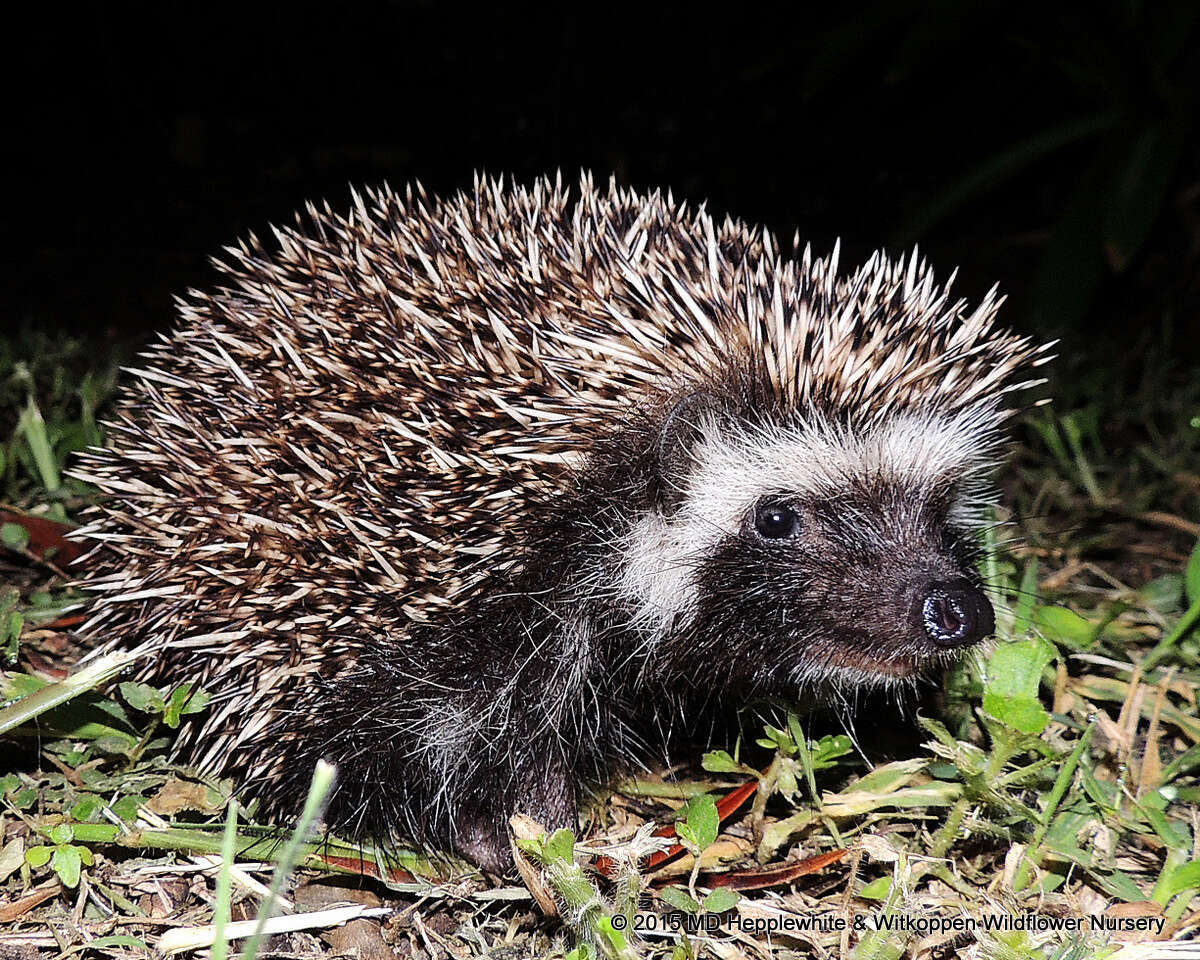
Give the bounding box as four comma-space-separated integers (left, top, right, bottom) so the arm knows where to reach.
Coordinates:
916, 578, 995, 649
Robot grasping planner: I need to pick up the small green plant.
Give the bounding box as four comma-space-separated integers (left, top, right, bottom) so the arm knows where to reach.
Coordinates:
515, 826, 640, 960
24, 822, 94, 888
120, 680, 213, 729
659, 793, 717, 916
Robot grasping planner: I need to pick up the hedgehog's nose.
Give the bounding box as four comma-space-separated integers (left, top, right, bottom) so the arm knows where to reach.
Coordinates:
917, 579, 994, 648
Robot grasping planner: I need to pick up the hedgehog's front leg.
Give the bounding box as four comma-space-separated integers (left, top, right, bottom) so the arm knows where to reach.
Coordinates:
433, 603, 595, 874
311, 599, 595, 875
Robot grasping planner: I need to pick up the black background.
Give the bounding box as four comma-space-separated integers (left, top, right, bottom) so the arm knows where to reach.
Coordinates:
7, 2, 1199, 382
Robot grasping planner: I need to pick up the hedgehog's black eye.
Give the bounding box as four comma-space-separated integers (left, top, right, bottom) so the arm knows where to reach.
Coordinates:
753, 501, 799, 539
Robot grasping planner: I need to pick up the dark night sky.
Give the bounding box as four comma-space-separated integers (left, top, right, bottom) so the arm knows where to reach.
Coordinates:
6, 3, 1198, 370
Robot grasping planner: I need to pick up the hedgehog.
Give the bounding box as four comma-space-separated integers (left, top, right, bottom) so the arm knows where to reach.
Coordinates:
71, 173, 1051, 874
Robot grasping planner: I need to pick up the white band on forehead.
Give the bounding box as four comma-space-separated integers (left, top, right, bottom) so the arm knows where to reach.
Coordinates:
681, 404, 1001, 530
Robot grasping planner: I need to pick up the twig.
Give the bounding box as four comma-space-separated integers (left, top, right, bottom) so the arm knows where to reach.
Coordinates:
156, 905, 391, 955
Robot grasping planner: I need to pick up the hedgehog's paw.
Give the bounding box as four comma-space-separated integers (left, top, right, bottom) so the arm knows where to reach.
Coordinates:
455, 772, 577, 876
455, 818, 519, 876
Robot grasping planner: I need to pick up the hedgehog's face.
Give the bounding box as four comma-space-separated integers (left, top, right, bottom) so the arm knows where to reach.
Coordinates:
622, 403, 999, 692
687, 477, 994, 690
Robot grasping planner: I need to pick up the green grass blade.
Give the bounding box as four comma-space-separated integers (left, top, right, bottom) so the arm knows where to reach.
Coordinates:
211, 801, 239, 960
0, 651, 133, 735
238, 760, 336, 960
17, 396, 61, 493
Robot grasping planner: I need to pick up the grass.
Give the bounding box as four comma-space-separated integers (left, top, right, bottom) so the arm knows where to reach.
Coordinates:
1, 334, 1199, 959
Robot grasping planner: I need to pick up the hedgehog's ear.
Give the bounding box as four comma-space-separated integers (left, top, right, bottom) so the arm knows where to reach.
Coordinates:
653, 390, 718, 516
